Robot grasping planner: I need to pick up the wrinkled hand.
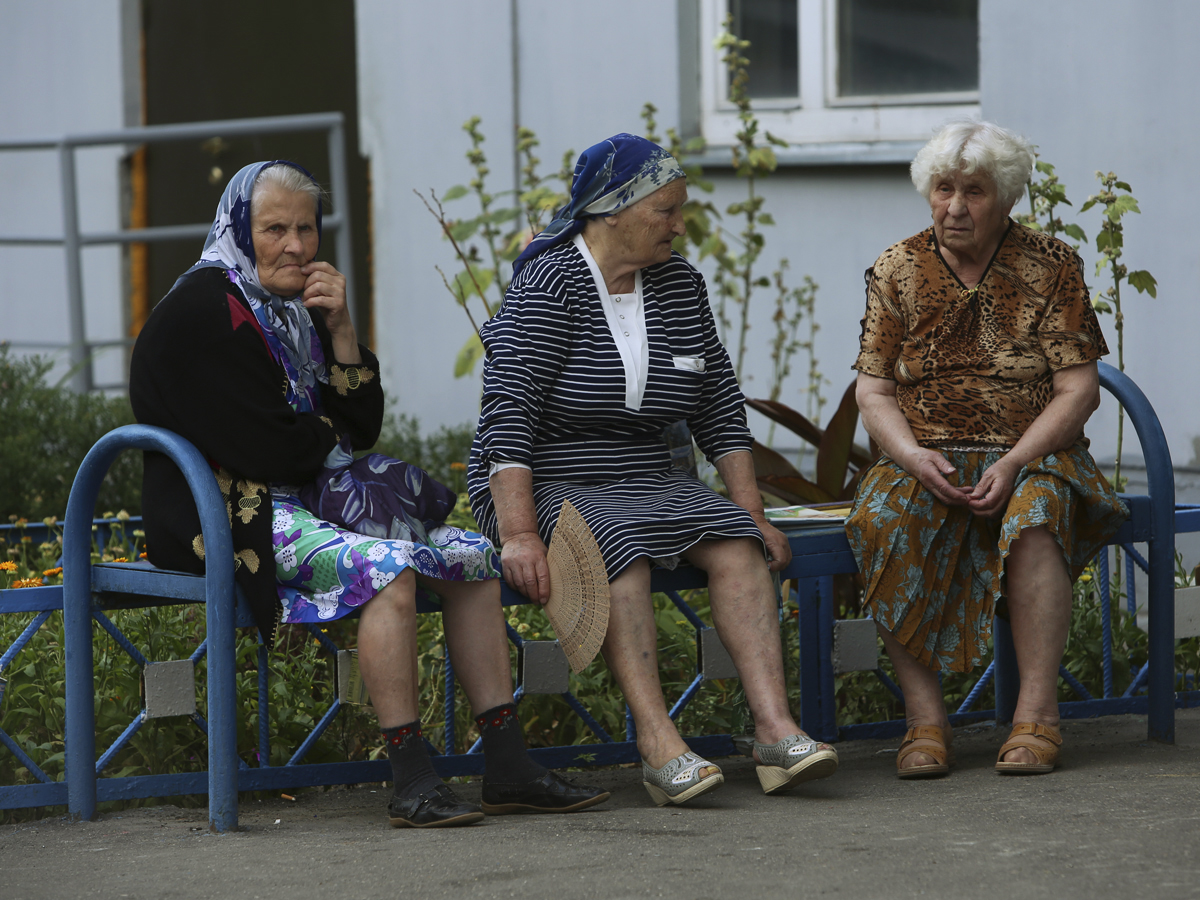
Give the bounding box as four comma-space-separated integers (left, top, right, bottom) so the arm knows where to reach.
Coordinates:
967, 459, 1017, 519
753, 515, 792, 573
300, 261, 351, 337
904, 447, 972, 507
500, 531, 551, 605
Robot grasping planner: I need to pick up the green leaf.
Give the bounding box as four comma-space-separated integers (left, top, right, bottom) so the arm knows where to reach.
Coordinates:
452, 264, 495, 302
1063, 223, 1087, 242
448, 216, 481, 241
1115, 180, 1132, 191
454, 334, 484, 377
1127, 269, 1158, 297
1035, 160, 1056, 175
482, 207, 521, 225
441, 184, 469, 202
757, 212, 775, 226
1091, 297, 1112, 313
1079, 197, 1098, 213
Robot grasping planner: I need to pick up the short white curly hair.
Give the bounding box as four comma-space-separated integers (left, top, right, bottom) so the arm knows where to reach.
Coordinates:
910, 120, 1035, 209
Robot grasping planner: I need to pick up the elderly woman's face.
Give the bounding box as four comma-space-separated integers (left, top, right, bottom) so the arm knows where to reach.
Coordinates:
929, 171, 1012, 258
609, 178, 688, 266
251, 185, 319, 295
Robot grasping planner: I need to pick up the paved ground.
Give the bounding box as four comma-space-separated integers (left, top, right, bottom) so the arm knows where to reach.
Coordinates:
3, 710, 1200, 900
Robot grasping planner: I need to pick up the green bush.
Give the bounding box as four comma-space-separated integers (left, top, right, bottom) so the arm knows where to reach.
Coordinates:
0, 344, 141, 520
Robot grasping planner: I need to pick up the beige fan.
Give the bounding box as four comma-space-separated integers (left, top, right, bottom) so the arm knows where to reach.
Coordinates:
544, 500, 611, 674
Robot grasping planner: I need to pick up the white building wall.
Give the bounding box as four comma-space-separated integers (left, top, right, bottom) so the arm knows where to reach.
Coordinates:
0, 0, 128, 388
980, 0, 1200, 470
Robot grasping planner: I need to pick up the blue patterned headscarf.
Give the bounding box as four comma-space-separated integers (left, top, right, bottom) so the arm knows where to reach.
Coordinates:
512, 133, 686, 277
176, 160, 328, 401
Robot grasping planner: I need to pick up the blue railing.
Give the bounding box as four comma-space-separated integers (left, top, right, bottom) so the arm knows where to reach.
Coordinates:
1, 362, 1195, 831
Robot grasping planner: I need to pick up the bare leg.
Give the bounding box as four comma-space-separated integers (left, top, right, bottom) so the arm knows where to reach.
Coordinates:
356, 568, 419, 729
682, 537, 810, 756
878, 623, 951, 769
1003, 525, 1072, 763
598, 558, 716, 775
420, 574, 515, 715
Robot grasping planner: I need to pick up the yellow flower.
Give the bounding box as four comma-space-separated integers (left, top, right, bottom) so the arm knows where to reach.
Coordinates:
43, 567, 63, 577
113, 557, 128, 563
102, 512, 115, 520
1079, 573, 1093, 583
0, 560, 17, 572
449, 462, 467, 472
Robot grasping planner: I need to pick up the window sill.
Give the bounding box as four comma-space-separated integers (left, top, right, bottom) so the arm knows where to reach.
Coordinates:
684, 139, 925, 168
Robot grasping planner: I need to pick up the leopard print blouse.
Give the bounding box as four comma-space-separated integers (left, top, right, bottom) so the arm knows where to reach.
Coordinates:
853, 222, 1109, 447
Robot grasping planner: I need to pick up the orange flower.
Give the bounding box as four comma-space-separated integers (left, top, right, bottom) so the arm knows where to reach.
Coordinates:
0, 561, 17, 573
450, 461, 467, 472
12, 577, 43, 588
43, 567, 63, 577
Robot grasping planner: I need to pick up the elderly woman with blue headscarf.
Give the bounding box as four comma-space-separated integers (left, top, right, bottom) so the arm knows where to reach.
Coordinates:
130, 161, 607, 828
468, 134, 838, 806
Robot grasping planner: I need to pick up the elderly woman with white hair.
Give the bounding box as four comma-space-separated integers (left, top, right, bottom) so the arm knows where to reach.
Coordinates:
846, 121, 1127, 778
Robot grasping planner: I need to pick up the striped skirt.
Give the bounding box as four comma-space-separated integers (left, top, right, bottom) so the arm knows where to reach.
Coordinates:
472, 468, 764, 579
845, 443, 1128, 673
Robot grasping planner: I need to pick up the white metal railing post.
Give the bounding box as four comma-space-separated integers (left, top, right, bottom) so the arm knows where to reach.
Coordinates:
326, 117, 356, 329
58, 141, 91, 393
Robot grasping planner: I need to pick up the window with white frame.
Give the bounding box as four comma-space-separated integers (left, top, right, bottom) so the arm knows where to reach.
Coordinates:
699, 0, 981, 154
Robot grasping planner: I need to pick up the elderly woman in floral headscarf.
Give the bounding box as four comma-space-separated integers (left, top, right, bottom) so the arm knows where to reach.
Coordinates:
130, 160, 607, 828
468, 134, 838, 807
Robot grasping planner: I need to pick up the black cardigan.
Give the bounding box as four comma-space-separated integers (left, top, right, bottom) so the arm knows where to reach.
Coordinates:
129, 267, 384, 647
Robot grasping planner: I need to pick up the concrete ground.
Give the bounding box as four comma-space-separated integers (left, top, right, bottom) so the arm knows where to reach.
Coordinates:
3, 710, 1200, 900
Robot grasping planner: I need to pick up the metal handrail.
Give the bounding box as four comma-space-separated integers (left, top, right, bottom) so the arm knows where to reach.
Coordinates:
62, 425, 238, 831
0, 112, 355, 393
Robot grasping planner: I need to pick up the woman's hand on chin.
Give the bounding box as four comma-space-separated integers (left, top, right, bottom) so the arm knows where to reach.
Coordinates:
301, 261, 351, 336
967, 459, 1017, 519
904, 447, 972, 508
501, 531, 552, 605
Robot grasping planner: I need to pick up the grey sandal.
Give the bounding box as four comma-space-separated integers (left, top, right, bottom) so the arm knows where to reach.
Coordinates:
642, 751, 724, 807
754, 734, 839, 794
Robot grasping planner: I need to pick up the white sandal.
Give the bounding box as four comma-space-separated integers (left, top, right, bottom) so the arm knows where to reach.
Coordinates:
641, 751, 724, 807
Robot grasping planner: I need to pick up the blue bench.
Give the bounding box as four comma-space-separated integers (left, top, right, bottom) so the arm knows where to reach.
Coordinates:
0, 361, 1195, 831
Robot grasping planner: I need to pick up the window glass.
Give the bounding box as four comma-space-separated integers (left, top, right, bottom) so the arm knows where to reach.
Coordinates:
728, 0, 799, 99
837, 0, 978, 97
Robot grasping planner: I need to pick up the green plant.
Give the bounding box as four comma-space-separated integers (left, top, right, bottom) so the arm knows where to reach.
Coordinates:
415, 119, 573, 378
0, 344, 142, 519
706, 23, 792, 382
1014, 156, 1087, 247
1080, 173, 1158, 491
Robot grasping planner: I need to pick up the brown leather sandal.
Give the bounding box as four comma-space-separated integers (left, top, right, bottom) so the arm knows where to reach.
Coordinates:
896, 725, 952, 779
995, 722, 1062, 775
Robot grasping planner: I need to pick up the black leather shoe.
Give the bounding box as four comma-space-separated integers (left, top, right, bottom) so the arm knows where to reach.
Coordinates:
387, 784, 485, 828
480, 770, 611, 815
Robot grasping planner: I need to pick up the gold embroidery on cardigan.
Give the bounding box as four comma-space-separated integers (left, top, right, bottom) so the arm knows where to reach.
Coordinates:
235, 549, 260, 573
234, 480, 267, 525
329, 364, 374, 396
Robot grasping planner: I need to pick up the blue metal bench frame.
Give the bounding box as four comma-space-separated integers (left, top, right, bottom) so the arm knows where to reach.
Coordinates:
1, 361, 1195, 831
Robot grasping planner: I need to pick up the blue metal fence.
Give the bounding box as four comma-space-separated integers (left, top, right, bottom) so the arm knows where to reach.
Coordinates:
1, 361, 1196, 831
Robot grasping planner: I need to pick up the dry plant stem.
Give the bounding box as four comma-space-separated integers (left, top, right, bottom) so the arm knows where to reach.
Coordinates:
414, 187, 494, 329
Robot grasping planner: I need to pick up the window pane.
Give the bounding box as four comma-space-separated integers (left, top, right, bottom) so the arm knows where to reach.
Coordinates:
729, 0, 798, 99
837, 0, 978, 97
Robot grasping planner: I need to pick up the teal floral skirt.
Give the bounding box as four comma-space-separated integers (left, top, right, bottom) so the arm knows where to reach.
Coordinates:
272, 496, 501, 624
845, 443, 1128, 673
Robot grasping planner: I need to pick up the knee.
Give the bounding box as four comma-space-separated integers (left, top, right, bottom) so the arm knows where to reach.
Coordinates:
370, 567, 417, 617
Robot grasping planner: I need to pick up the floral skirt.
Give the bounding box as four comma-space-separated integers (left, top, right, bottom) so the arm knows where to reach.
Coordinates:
845, 444, 1128, 673
272, 496, 501, 624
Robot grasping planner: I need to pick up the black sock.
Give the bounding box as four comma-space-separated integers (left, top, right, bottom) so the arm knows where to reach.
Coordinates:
475, 703, 547, 783
382, 721, 442, 799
